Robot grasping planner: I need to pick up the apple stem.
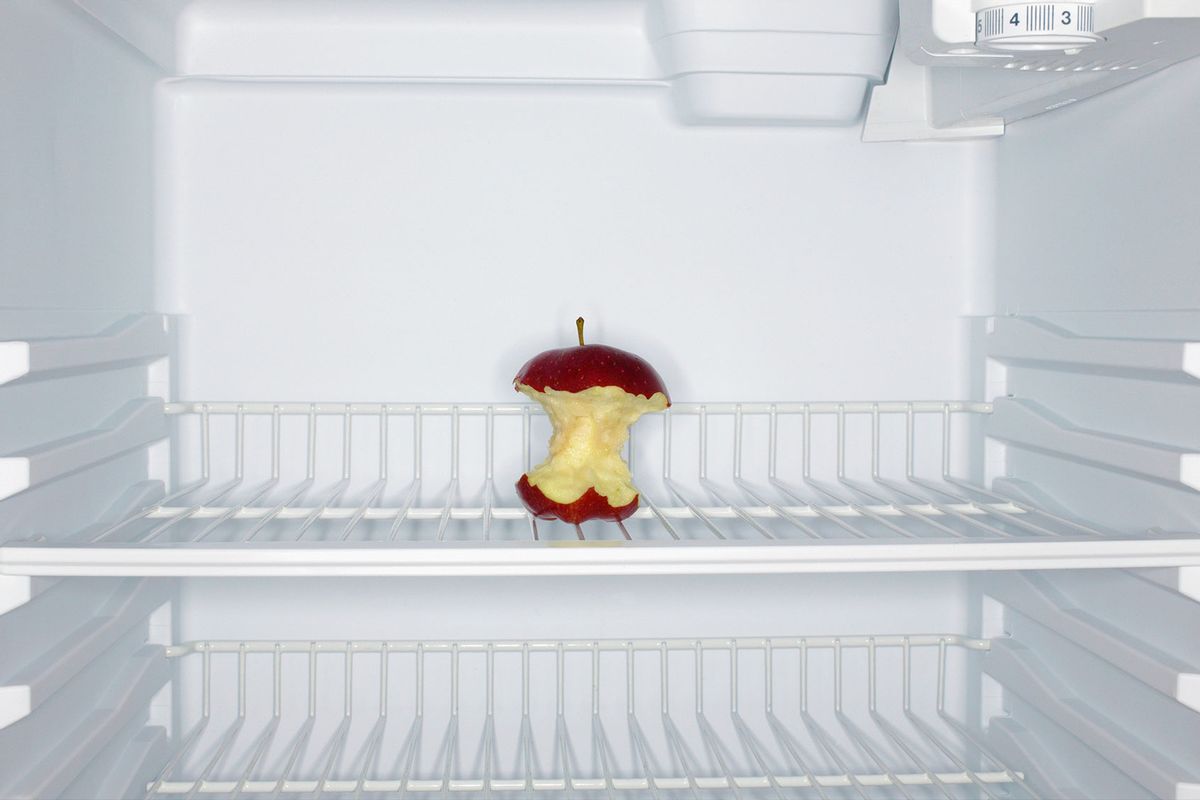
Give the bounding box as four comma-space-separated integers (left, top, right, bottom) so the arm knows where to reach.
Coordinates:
576, 317, 586, 346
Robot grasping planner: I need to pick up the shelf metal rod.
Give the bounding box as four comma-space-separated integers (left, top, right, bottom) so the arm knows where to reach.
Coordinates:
349, 715, 387, 800
664, 478, 729, 539
937, 709, 1037, 797
164, 401, 995, 416
338, 479, 387, 541
764, 712, 832, 800
137, 478, 243, 543
590, 644, 618, 800
165, 635, 991, 657
243, 478, 315, 542
695, 711, 745, 800
193, 478, 279, 543
392, 715, 423, 800
292, 479, 350, 541
901, 641, 1002, 800
229, 645, 282, 800
89, 476, 211, 543
799, 710, 872, 800
833, 711, 916, 800
730, 711, 787, 800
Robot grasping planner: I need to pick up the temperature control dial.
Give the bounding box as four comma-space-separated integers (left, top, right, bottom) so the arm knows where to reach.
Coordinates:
975, 3, 1101, 51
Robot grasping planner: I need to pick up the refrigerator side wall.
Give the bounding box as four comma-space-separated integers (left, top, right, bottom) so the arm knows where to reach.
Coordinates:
0, 0, 159, 311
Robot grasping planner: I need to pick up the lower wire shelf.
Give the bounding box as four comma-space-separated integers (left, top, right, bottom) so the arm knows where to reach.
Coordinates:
5, 400, 1199, 575
148, 635, 1030, 799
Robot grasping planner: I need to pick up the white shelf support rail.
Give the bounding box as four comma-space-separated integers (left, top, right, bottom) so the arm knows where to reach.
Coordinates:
0, 575, 60, 616
983, 716, 1089, 800
70, 727, 170, 800
984, 638, 1200, 800
1137, 566, 1200, 603
0, 398, 167, 502
0, 314, 170, 387
2, 645, 170, 800
986, 315, 1200, 380
983, 572, 1200, 712
0, 578, 167, 730
986, 397, 1200, 492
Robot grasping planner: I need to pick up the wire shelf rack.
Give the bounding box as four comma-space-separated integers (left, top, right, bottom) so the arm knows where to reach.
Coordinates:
148, 634, 1031, 799
85, 400, 1116, 546
7, 398, 1196, 574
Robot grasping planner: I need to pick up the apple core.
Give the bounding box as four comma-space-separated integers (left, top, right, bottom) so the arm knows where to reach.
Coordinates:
514, 319, 670, 523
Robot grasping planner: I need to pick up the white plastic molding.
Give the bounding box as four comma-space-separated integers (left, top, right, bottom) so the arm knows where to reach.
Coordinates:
0, 341, 30, 386
865, 0, 1200, 140
650, 1, 897, 123
75, 0, 898, 126
985, 638, 1200, 800
0, 580, 165, 731
1139, 566, 1200, 603
984, 572, 1200, 712
0, 576, 30, 616
0, 576, 60, 617
987, 398, 1200, 492
987, 316, 1200, 379
4, 646, 169, 800
0, 399, 167, 502
0, 684, 32, 732
0, 314, 170, 387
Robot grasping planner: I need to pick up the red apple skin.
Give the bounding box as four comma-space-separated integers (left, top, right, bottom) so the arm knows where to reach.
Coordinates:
514, 344, 670, 402
517, 474, 638, 524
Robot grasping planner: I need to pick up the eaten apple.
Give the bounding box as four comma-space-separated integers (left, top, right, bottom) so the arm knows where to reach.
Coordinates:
515, 318, 670, 524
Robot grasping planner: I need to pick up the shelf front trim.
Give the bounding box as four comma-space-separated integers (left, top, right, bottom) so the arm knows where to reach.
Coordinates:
4, 538, 1200, 577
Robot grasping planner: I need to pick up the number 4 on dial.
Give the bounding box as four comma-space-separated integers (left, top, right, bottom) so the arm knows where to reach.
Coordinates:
1009, 12, 1020, 26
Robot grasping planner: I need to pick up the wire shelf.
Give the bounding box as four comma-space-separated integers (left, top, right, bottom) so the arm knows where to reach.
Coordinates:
7, 399, 1195, 574
147, 634, 1031, 799
99, 400, 1116, 544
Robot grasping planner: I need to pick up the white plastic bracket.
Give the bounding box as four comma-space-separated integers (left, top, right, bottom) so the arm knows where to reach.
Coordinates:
0, 314, 170, 387
0, 398, 166, 502
0, 575, 32, 616
0, 576, 62, 616
987, 316, 1200, 380
0, 685, 32, 731
987, 398, 1200, 492
1138, 566, 1200, 604
862, 42, 1004, 142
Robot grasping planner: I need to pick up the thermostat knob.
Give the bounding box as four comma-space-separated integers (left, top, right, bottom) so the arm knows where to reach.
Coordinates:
975, 3, 1101, 51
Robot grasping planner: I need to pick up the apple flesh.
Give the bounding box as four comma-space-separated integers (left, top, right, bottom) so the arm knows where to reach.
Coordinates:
515, 323, 669, 524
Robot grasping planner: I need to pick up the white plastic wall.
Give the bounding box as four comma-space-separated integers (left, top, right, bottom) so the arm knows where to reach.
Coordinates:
994, 56, 1200, 313
159, 80, 989, 403
0, 0, 159, 311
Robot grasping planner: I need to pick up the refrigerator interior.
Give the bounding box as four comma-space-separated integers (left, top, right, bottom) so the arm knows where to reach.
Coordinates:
2, 0, 1200, 572
2, 0, 1200, 798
